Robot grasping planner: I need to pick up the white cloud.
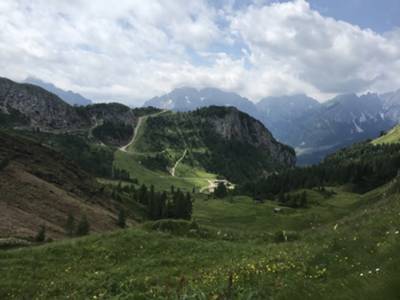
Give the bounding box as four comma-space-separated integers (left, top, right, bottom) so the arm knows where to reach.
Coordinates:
0, 0, 399, 105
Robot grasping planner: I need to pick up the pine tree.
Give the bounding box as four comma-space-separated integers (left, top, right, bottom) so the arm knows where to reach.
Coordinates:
117, 209, 126, 228
65, 212, 75, 237
160, 191, 168, 218
148, 192, 158, 220
76, 215, 90, 236
138, 184, 148, 205
278, 191, 285, 203
300, 191, 308, 208
214, 182, 227, 198
35, 225, 46, 242
184, 192, 193, 220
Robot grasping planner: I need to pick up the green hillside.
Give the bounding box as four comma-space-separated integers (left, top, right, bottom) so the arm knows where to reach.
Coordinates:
1, 183, 400, 299
2, 84, 400, 299
124, 107, 295, 183
373, 125, 400, 145
114, 150, 216, 192
111, 109, 217, 192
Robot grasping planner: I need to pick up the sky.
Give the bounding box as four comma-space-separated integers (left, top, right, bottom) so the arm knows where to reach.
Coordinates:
0, 0, 399, 105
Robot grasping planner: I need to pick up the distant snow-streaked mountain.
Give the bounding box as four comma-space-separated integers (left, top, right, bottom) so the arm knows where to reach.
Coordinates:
144, 87, 259, 118
256, 94, 321, 145
292, 93, 396, 164
381, 89, 400, 122
24, 77, 92, 106
145, 87, 400, 165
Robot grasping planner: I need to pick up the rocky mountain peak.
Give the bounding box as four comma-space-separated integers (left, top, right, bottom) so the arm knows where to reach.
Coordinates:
194, 106, 296, 167
0, 77, 89, 130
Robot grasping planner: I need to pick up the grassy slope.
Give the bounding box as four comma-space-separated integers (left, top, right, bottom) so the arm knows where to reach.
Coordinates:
0, 130, 120, 239
114, 111, 217, 192
127, 107, 293, 183
114, 150, 210, 191
1, 185, 400, 299
373, 125, 400, 145
194, 188, 360, 234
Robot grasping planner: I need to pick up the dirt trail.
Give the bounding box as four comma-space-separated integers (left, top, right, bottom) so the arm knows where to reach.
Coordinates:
119, 116, 145, 152
120, 110, 167, 153
170, 149, 187, 177
88, 118, 103, 139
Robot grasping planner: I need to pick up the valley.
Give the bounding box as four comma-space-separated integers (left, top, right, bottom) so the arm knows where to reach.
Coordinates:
2, 1, 400, 298
1, 77, 400, 299
1, 183, 400, 299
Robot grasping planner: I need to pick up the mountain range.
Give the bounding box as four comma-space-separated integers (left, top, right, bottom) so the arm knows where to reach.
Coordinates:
144, 87, 400, 164
24, 77, 92, 106
145, 87, 258, 117
3, 75, 400, 165
0, 77, 293, 184
3, 76, 400, 299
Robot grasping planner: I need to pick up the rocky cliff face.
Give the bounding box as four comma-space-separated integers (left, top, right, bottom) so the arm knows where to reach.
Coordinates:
0, 77, 89, 130
84, 103, 136, 125
0, 77, 138, 134
197, 106, 296, 168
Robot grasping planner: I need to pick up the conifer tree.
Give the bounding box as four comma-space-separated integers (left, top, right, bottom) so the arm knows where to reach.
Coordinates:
35, 225, 46, 242
117, 209, 126, 228
160, 191, 168, 218
65, 212, 75, 237
76, 215, 90, 236
138, 184, 148, 205
214, 182, 228, 198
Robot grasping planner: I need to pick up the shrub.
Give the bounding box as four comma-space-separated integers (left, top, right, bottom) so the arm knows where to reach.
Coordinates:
65, 212, 75, 237
214, 182, 228, 198
35, 225, 46, 242
117, 209, 126, 228
0, 238, 31, 250
388, 176, 400, 195
146, 219, 203, 237
76, 215, 90, 236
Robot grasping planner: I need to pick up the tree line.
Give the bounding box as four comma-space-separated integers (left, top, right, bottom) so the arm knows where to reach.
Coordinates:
110, 183, 193, 221
239, 142, 400, 199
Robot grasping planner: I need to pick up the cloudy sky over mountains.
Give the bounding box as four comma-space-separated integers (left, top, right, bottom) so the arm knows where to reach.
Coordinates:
1, 0, 399, 105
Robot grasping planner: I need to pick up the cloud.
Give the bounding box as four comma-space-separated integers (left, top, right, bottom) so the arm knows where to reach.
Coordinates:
230, 0, 400, 100
0, 0, 399, 105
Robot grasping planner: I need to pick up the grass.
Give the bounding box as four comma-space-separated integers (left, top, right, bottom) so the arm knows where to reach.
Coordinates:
112, 110, 217, 192
373, 125, 400, 145
193, 189, 361, 236
2, 184, 400, 299
113, 150, 214, 192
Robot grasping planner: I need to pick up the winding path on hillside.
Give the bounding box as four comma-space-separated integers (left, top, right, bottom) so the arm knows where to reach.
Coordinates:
88, 119, 103, 136
88, 118, 106, 146
119, 116, 145, 152
118, 109, 232, 193
170, 149, 187, 177
119, 110, 167, 153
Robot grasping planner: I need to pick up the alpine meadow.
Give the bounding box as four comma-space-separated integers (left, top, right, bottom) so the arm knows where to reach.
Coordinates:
1, 1, 400, 299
